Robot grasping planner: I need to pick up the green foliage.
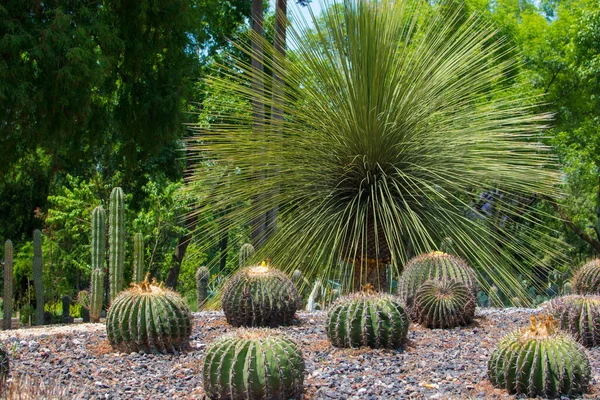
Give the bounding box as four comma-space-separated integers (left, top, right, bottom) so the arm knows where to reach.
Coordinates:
548, 295, 600, 348
398, 252, 478, 317
222, 265, 299, 327
488, 316, 591, 398
573, 259, 600, 295
32, 229, 44, 326
414, 279, 475, 329
326, 292, 409, 349
3, 240, 13, 330
133, 232, 145, 284
202, 330, 304, 400
195, 266, 210, 310
106, 278, 192, 353
109, 187, 125, 300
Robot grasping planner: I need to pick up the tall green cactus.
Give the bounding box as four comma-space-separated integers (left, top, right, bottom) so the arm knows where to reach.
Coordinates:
133, 232, 144, 284
109, 187, 125, 300
33, 229, 44, 326
238, 243, 255, 267
90, 206, 106, 323
196, 266, 210, 310
3, 240, 13, 330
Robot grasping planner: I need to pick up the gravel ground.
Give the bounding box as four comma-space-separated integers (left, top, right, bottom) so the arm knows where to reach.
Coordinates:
0, 308, 599, 399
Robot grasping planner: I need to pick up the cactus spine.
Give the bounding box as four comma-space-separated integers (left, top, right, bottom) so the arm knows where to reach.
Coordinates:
133, 232, 144, 284
3, 240, 13, 330
33, 229, 44, 326
196, 266, 210, 310
90, 206, 106, 323
109, 187, 125, 300
238, 243, 255, 267
414, 279, 475, 329
203, 329, 304, 400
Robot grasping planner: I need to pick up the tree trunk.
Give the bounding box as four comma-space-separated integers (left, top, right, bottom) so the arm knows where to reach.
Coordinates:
352, 261, 389, 293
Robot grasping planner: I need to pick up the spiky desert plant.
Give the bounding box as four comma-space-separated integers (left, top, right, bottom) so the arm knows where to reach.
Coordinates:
414, 279, 475, 329
222, 263, 300, 327
326, 291, 409, 349
488, 315, 590, 398
3, 240, 13, 330
398, 252, 478, 316
238, 243, 255, 267
133, 232, 144, 284
188, 0, 562, 296
196, 266, 210, 309
548, 295, 600, 347
573, 259, 600, 295
109, 187, 125, 300
32, 229, 44, 326
90, 206, 106, 323
106, 275, 192, 353
202, 329, 304, 400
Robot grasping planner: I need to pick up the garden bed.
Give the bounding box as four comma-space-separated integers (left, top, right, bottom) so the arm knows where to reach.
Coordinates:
1, 308, 598, 399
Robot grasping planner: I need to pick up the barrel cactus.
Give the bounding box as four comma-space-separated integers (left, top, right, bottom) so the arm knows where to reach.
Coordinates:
222, 263, 300, 327
398, 251, 478, 317
326, 292, 409, 349
196, 266, 210, 310
413, 279, 475, 329
109, 187, 125, 300
3, 240, 13, 330
573, 259, 600, 295
33, 229, 44, 326
106, 276, 192, 353
239, 243, 255, 267
488, 315, 590, 398
548, 295, 600, 347
202, 329, 304, 400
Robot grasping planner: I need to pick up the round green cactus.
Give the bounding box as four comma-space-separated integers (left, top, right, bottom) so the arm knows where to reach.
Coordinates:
414, 279, 475, 329
326, 292, 409, 349
398, 251, 478, 317
222, 263, 300, 327
106, 276, 192, 353
488, 315, 590, 398
548, 295, 600, 347
573, 259, 600, 295
203, 329, 304, 400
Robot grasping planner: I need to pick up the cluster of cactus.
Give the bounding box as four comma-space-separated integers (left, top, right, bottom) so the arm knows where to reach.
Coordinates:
573, 259, 600, 295
133, 232, 145, 284
3, 240, 13, 330
203, 329, 304, 400
106, 275, 192, 353
488, 315, 590, 398
413, 279, 475, 329
222, 263, 300, 327
196, 266, 210, 310
548, 295, 600, 347
90, 206, 106, 323
326, 291, 409, 349
398, 251, 478, 317
109, 187, 125, 300
238, 243, 255, 267
32, 229, 44, 326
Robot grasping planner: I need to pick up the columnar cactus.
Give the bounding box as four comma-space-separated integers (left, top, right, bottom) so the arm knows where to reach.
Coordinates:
3, 240, 13, 330
488, 315, 590, 398
222, 263, 300, 327
488, 285, 503, 307
33, 229, 44, 326
238, 243, 255, 267
414, 279, 475, 329
326, 292, 410, 349
202, 329, 304, 400
573, 259, 600, 295
195, 266, 210, 310
106, 276, 192, 353
90, 206, 106, 323
62, 295, 71, 324
133, 232, 144, 284
109, 187, 125, 300
562, 281, 573, 295
0, 346, 8, 382
398, 251, 478, 317
548, 295, 600, 347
